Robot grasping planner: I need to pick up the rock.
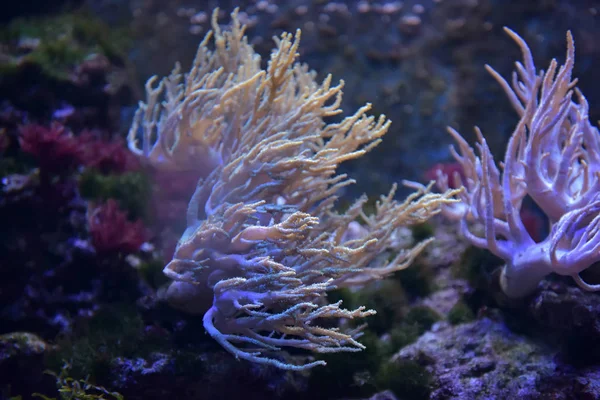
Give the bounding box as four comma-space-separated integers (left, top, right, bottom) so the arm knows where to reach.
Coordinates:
392, 318, 600, 399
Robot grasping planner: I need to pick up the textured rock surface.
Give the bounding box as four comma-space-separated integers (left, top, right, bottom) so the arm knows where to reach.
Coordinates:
393, 318, 600, 399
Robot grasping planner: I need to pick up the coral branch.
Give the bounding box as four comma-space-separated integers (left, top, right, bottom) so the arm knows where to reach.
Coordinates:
435, 28, 600, 298
131, 8, 457, 369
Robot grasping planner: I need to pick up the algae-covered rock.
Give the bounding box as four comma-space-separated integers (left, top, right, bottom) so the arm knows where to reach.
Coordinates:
0, 332, 53, 397
0, 332, 50, 362
391, 317, 600, 399
0, 12, 129, 81
0, 10, 135, 127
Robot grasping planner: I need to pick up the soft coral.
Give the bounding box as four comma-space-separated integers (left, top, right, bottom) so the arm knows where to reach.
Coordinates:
88, 199, 146, 254
19, 123, 83, 175
79, 131, 140, 174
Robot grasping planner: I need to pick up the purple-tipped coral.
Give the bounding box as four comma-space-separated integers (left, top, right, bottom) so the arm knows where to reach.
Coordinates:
432, 28, 600, 298
129, 9, 458, 370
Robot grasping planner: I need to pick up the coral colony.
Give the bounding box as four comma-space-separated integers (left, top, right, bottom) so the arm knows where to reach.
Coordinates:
128, 9, 458, 370
428, 28, 600, 298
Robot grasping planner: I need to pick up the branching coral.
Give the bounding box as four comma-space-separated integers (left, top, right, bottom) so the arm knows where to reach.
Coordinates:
129, 9, 458, 370
432, 28, 600, 298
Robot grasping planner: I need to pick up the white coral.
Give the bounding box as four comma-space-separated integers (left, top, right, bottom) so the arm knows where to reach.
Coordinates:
435, 28, 600, 298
